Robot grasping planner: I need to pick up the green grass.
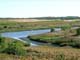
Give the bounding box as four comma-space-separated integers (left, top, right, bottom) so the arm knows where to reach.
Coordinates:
0, 20, 80, 32
0, 36, 30, 56
28, 29, 80, 48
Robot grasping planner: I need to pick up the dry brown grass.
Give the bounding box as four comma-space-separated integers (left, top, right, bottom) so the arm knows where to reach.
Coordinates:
0, 46, 80, 60
26, 46, 80, 60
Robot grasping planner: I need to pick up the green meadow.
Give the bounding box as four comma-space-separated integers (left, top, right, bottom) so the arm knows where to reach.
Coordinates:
0, 20, 80, 32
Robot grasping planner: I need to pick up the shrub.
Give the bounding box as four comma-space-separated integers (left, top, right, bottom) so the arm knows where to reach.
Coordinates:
0, 35, 29, 56
61, 25, 71, 30
76, 28, 80, 35
50, 28, 54, 32
0, 37, 8, 52
3, 26, 7, 28
4, 41, 27, 56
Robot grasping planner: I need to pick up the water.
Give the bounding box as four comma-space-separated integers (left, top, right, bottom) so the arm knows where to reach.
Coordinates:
1, 27, 79, 46
1, 29, 51, 46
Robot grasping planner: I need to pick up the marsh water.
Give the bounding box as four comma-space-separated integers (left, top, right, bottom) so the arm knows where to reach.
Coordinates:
1, 29, 51, 46
1, 27, 79, 46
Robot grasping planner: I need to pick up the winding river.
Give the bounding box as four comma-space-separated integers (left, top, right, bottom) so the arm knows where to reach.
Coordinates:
1, 29, 51, 46
1, 27, 79, 46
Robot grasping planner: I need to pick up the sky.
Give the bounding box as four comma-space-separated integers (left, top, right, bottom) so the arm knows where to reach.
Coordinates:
0, 0, 80, 18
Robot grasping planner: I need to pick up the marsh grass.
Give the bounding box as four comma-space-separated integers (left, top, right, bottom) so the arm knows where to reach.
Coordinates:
0, 20, 80, 32
0, 46, 80, 60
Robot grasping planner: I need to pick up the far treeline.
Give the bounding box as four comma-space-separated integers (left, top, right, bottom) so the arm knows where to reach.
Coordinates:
0, 16, 80, 20
28, 16, 80, 20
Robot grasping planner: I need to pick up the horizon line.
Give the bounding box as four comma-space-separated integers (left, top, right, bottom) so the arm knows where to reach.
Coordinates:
0, 16, 80, 18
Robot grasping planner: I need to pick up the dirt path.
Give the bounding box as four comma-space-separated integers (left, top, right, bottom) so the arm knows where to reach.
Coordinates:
9, 19, 49, 22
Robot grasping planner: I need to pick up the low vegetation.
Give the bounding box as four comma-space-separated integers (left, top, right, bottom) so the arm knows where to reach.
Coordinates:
0, 36, 30, 56
0, 19, 80, 60
26, 46, 80, 60
76, 28, 80, 35
0, 46, 80, 60
28, 28, 80, 48
0, 20, 80, 32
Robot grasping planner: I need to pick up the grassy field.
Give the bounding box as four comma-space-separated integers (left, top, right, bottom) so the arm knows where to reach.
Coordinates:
0, 20, 80, 32
0, 46, 80, 60
26, 46, 80, 60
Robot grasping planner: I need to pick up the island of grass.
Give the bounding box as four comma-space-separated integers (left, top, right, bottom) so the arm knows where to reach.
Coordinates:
27, 28, 80, 48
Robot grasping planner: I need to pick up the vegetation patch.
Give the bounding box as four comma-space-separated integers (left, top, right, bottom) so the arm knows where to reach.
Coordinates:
0, 36, 30, 56
0, 20, 80, 32
28, 28, 80, 48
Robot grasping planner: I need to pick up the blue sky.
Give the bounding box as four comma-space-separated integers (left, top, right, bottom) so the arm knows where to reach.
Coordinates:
0, 0, 80, 18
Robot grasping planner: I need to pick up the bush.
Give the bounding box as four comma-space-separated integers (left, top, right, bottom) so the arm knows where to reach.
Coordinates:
61, 25, 71, 30
4, 41, 27, 56
50, 28, 54, 32
3, 26, 7, 28
76, 28, 80, 35
0, 37, 8, 52
0, 36, 28, 56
